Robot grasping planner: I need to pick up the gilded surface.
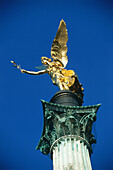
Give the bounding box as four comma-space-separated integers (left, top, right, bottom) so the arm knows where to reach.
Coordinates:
11, 20, 84, 100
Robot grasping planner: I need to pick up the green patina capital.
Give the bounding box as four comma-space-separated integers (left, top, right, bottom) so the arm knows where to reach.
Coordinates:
36, 100, 101, 155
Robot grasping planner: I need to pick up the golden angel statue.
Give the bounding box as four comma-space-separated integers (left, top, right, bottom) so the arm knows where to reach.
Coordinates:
11, 19, 84, 101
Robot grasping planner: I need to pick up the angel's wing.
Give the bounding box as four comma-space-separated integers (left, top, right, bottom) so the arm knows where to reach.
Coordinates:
51, 19, 68, 68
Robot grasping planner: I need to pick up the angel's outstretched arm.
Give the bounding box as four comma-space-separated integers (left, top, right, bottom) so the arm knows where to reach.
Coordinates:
11, 61, 47, 75
21, 69, 47, 75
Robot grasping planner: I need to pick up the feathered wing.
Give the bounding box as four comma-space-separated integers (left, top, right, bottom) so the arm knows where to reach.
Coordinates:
51, 19, 68, 68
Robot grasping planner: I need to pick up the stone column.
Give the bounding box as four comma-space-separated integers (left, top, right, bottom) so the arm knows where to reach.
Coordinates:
36, 90, 101, 170
51, 135, 92, 170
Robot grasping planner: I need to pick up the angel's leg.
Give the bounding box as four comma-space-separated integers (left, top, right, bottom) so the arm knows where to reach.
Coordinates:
57, 80, 64, 90
55, 73, 69, 90
56, 79, 69, 90
62, 82, 69, 90
55, 76, 63, 90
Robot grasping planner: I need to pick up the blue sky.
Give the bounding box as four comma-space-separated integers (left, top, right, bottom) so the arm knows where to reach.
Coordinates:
0, 0, 113, 169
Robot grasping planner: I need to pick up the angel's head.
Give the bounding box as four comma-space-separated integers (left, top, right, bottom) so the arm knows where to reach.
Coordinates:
41, 57, 51, 65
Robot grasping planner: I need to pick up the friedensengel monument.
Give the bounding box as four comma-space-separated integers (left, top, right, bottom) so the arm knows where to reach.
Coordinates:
11, 20, 101, 170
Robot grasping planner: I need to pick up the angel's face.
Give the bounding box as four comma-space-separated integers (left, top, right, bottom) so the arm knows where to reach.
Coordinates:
41, 58, 46, 64
41, 57, 51, 65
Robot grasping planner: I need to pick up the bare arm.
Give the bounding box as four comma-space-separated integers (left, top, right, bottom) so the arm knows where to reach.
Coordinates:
11, 61, 47, 75
21, 69, 47, 75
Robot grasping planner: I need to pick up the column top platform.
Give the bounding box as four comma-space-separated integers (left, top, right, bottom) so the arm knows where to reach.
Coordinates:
50, 90, 83, 106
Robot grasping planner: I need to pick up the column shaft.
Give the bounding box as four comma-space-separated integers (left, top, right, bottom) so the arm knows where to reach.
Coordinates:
52, 137, 92, 170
